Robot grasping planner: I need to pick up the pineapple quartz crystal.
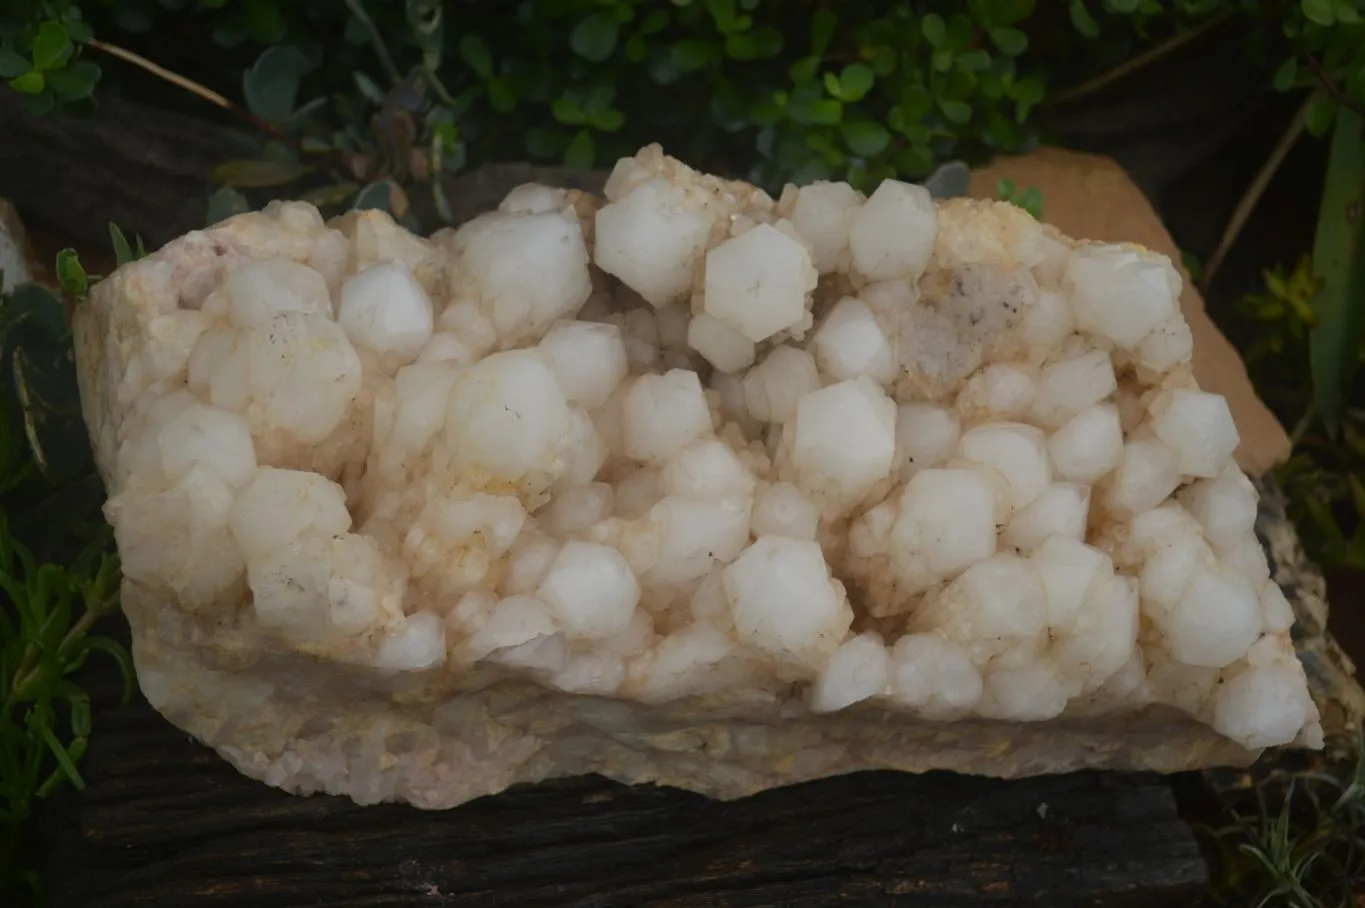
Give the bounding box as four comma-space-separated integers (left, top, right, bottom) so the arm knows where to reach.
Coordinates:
72, 145, 1321, 809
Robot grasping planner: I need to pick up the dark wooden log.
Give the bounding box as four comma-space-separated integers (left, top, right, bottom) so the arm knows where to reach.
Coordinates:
38, 647, 1207, 908
0, 90, 257, 253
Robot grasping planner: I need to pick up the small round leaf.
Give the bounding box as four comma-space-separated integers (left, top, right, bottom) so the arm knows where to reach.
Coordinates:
31, 22, 70, 72
842, 120, 891, 156
459, 34, 494, 78
921, 13, 947, 47
839, 63, 875, 101
571, 12, 621, 62
989, 27, 1028, 56
564, 129, 595, 169
1069, 0, 1100, 37
9, 70, 45, 94
1301, 0, 1335, 25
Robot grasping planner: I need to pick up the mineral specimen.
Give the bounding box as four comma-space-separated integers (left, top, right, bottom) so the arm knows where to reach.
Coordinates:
73, 145, 1323, 809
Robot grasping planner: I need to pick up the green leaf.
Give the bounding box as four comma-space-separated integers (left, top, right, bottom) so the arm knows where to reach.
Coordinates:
31, 22, 70, 72
242, 44, 314, 123
789, 55, 820, 83
22, 87, 55, 115
66, 17, 95, 44
1306, 94, 1339, 136
54, 249, 87, 298
1301, 0, 1336, 25
625, 34, 647, 62
552, 96, 587, 125
707, 0, 736, 29
989, 27, 1028, 56
353, 180, 394, 212
8, 70, 44, 94
842, 120, 891, 157
788, 91, 843, 125
204, 187, 251, 226
564, 128, 595, 169
1070, 0, 1100, 37
298, 183, 360, 209
78, 636, 136, 704
939, 98, 972, 123
459, 34, 493, 78
640, 10, 670, 35
997, 0, 1036, 23
570, 12, 620, 62
525, 128, 565, 159
671, 40, 719, 72
839, 63, 875, 102
38, 722, 84, 790
922, 13, 947, 47
211, 158, 311, 189
487, 77, 516, 113
0, 48, 29, 79
726, 26, 782, 60
589, 107, 625, 132
45, 60, 99, 102
1334, 0, 1360, 22
895, 144, 934, 178
823, 71, 841, 98
1309, 107, 1365, 435
811, 8, 837, 55
956, 49, 991, 72
946, 14, 975, 51
109, 223, 134, 267
353, 71, 385, 104
242, 0, 287, 43
1272, 57, 1298, 92
899, 85, 934, 121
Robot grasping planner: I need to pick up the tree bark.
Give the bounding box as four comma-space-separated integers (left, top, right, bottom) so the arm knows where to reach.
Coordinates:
0, 90, 256, 252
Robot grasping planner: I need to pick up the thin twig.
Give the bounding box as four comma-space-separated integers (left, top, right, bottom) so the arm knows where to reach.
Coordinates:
1304, 54, 1365, 120
1200, 89, 1322, 294
86, 39, 289, 140
1290, 400, 1318, 447
87, 40, 235, 112
343, 0, 403, 85
1048, 10, 1236, 107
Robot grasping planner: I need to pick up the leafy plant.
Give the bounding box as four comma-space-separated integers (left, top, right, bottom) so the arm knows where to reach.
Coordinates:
0, 521, 129, 901
995, 176, 1043, 219
0, 2, 100, 115
0, 239, 134, 904
1202, 737, 1365, 907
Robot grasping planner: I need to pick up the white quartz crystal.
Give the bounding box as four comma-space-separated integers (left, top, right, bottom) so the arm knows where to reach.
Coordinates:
75, 143, 1321, 813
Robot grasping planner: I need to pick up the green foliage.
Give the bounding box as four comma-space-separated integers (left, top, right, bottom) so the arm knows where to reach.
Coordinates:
1307, 108, 1365, 437
1202, 740, 1365, 907
0, 2, 99, 115
1237, 257, 1365, 569
0, 241, 135, 903
995, 176, 1043, 219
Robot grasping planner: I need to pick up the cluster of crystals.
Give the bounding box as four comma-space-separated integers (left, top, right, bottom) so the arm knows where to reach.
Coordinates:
100, 145, 1321, 752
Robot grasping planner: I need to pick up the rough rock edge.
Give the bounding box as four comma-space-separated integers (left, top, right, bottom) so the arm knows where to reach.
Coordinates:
1254, 477, 1365, 753
127, 594, 1259, 809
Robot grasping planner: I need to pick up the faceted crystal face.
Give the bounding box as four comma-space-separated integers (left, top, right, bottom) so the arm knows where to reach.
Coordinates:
76, 145, 1322, 812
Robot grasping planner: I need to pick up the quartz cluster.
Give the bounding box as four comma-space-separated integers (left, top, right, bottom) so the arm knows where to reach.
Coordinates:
74, 145, 1322, 809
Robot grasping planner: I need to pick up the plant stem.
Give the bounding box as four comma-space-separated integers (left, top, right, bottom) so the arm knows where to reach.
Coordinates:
87, 40, 235, 112
86, 40, 295, 145
1304, 54, 1365, 120
1199, 90, 1321, 294
10, 610, 104, 701
1047, 10, 1236, 107
343, 0, 403, 85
